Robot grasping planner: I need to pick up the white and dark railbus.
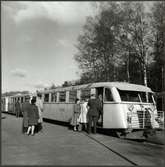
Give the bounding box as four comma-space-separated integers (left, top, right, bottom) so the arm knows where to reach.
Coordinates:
38, 82, 164, 137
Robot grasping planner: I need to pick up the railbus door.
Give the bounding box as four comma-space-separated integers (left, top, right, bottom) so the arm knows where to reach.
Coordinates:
95, 87, 104, 127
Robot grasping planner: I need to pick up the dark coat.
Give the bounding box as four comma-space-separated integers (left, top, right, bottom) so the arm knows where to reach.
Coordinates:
22, 102, 30, 128
28, 104, 39, 126
87, 98, 101, 117
15, 101, 21, 111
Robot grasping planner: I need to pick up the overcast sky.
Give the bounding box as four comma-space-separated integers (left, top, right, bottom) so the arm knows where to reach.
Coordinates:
2, 1, 154, 93
2, 1, 98, 93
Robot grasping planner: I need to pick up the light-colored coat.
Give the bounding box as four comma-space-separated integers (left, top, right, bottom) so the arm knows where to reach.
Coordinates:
36, 98, 43, 123
79, 102, 88, 123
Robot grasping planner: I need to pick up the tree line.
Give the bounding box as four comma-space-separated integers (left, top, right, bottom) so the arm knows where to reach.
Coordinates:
74, 1, 165, 92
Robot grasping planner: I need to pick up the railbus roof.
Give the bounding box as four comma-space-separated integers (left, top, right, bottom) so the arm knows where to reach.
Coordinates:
2, 93, 33, 98
38, 82, 153, 93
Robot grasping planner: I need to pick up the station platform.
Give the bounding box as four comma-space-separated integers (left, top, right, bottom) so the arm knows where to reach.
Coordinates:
1, 113, 165, 166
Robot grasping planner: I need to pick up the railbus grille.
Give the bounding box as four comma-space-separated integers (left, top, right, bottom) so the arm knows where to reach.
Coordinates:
131, 110, 164, 129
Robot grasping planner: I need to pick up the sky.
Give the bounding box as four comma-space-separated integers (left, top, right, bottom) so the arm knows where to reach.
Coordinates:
2, 1, 98, 93
1, 1, 154, 93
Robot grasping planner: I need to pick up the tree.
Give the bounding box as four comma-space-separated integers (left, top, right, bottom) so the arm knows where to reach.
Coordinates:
121, 2, 154, 86
75, 1, 162, 91
75, 2, 124, 83
149, 1, 165, 92
75, 16, 99, 83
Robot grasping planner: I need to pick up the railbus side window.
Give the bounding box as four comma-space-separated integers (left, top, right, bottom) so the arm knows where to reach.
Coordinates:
59, 91, 66, 102
81, 89, 91, 101
51, 92, 57, 102
44, 94, 49, 102
104, 88, 113, 102
69, 90, 77, 102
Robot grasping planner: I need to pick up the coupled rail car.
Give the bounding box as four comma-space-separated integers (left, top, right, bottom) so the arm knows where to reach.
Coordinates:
1, 82, 164, 137
1, 93, 35, 115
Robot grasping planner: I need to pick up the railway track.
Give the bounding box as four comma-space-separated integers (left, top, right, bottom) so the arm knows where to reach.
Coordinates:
83, 132, 138, 166
82, 131, 164, 166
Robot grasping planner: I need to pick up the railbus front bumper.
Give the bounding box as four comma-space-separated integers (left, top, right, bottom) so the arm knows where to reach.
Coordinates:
128, 110, 164, 130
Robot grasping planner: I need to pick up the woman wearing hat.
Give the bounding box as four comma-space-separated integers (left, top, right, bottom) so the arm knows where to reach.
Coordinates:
22, 96, 31, 133
70, 98, 81, 131
26, 97, 39, 136
36, 93, 43, 132
78, 98, 88, 131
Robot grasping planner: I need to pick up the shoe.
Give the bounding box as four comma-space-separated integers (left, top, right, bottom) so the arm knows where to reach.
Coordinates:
31, 133, 35, 136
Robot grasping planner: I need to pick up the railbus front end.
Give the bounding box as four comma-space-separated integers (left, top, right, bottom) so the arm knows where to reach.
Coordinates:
102, 84, 164, 138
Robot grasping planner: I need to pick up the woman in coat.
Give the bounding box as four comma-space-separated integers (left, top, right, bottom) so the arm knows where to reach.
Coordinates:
78, 98, 88, 131
22, 96, 31, 133
26, 98, 39, 136
36, 93, 44, 132
70, 98, 81, 131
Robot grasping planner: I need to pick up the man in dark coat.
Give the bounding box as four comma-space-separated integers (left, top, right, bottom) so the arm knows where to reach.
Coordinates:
87, 94, 101, 134
22, 96, 30, 133
15, 99, 21, 118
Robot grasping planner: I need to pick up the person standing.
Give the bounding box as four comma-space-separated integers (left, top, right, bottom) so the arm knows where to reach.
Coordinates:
26, 98, 39, 136
87, 94, 101, 134
15, 99, 21, 118
70, 98, 81, 131
36, 93, 43, 132
78, 98, 88, 131
22, 96, 31, 133
98, 94, 103, 126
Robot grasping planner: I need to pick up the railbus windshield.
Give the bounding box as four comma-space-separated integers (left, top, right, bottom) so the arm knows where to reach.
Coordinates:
118, 90, 155, 103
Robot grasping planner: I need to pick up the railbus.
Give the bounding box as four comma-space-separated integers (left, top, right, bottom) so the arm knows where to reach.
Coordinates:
1, 93, 34, 115
1, 96, 9, 112
38, 82, 164, 137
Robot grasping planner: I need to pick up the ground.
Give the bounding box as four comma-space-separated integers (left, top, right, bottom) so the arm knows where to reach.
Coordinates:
1, 114, 165, 166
